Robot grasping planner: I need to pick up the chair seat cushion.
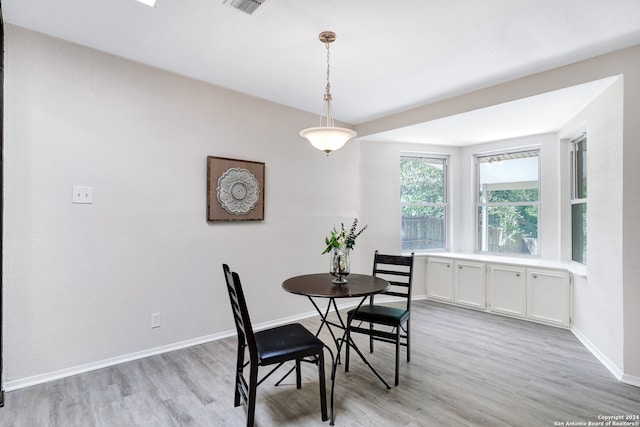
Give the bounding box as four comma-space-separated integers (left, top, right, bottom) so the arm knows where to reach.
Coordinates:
348, 305, 409, 327
255, 323, 324, 366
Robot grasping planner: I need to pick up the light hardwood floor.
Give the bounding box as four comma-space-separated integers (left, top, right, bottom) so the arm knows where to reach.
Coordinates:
1, 300, 639, 426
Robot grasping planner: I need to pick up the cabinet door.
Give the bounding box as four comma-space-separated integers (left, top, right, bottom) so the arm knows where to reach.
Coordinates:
527, 269, 571, 327
454, 261, 486, 309
488, 265, 526, 317
426, 258, 454, 302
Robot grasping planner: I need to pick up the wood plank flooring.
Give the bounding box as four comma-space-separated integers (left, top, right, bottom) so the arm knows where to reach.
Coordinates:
1, 300, 639, 426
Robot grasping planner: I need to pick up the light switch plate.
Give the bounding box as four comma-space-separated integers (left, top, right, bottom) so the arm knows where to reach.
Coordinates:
72, 186, 93, 204
151, 313, 161, 328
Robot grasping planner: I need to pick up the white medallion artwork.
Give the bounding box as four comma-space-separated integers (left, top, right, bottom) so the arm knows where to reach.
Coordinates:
216, 168, 260, 215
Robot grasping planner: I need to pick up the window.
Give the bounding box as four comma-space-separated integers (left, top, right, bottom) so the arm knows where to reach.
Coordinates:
476, 150, 539, 255
400, 156, 447, 251
571, 133, 587, 264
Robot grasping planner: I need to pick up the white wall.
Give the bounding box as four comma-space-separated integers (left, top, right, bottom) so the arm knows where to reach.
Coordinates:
4, 24, 640, 389
358, 45, 640, 384
561, 79, 625, 375
620, 51, 640, 383
2, 25, 365, 387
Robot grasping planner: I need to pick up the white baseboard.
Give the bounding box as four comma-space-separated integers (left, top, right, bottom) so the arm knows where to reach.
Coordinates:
3, 330, 237, 392
571, 326, 627, 382
2, 293, 430, 392
2, 305, 348, 392
573, 328, 640, 387
620, 373, 640, 388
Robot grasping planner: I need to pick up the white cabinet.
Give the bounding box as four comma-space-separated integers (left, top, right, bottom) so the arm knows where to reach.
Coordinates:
426, 255, 573, 329
427, 258, 486, 308
426, 258, 454, 302
527, 269, 571, 327
488, 264, 526, 318
454, 261, 486, 309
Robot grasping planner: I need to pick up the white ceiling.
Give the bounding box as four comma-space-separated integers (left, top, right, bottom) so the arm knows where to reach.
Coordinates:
364, 76, 619, 146
3, 0, 640, 145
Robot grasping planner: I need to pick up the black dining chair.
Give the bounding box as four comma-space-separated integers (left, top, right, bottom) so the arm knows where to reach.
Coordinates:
222, 264, 331, 426
345, 251, 415, 386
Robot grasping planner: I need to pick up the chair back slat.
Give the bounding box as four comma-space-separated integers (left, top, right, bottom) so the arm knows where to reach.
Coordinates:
375, 269, 411, 277
385, 290, 408, 299
374, 253, 413, 266
387, 280, 410, 288
371, 251, 415, 311
223, 264, 258, 362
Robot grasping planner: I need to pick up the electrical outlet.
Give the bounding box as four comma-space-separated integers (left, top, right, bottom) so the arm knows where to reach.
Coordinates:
151, 313, 161, 328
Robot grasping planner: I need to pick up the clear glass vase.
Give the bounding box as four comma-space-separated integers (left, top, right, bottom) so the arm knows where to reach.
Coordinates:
330, 247, 350, 284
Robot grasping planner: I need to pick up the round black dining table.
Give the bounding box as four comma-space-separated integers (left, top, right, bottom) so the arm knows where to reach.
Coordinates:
282, 273, 390, 298
282, 273, 392, 391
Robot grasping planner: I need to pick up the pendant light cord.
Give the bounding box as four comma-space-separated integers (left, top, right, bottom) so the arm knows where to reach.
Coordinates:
322, 40, 335, 128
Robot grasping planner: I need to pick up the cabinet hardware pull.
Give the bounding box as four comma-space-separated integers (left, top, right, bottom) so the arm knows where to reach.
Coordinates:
516, 273, 520, 277
533, 275, 538, 279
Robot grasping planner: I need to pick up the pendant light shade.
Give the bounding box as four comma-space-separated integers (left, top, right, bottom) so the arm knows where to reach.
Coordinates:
299, 126, 357, 154
300, 31, 356, 155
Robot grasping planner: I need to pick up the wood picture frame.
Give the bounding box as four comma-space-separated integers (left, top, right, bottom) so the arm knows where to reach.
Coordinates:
207, 156, 265, 222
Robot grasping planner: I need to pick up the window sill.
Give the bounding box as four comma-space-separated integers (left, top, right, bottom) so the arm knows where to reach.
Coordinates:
566, 261, 587, 277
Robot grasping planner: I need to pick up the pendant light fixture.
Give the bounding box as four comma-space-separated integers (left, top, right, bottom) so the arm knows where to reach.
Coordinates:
299, 31, 357, 155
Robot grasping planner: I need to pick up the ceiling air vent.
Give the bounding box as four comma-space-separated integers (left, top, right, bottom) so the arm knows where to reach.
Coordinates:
223, 0, 267, 15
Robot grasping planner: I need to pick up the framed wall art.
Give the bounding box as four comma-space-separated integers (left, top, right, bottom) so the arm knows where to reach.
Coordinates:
207, 156, 265, 222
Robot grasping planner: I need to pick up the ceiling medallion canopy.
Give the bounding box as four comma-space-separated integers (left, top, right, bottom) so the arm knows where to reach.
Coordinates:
299, 31, 357, 155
